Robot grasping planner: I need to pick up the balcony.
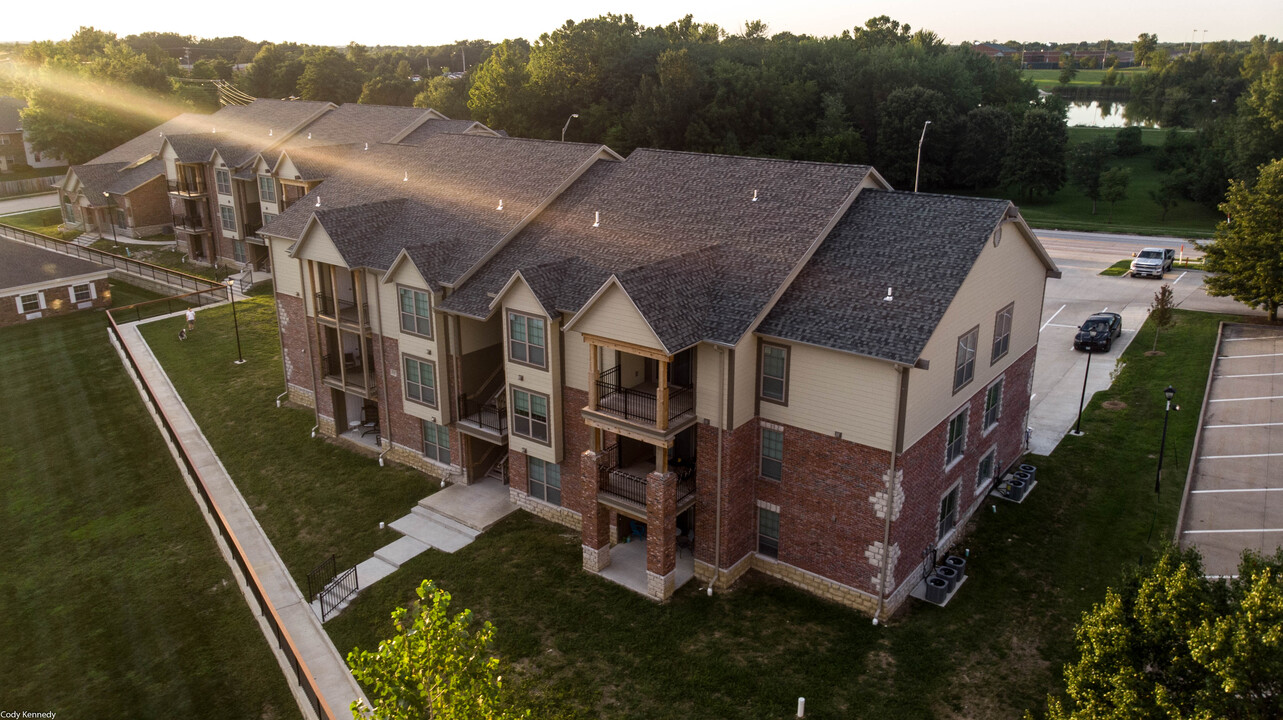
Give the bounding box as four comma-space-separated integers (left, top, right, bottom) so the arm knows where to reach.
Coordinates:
315, 292, 370, 329
172, 213, 210, 235
321, 352, 375, 398
168, 178, 207, 199
597, 446, 697, 517
583, 365, 695, 444
457, 391, 507, 441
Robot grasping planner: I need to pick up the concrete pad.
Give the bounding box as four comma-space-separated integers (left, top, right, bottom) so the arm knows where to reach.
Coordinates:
390, 511, 474, 553
1204, 402, 1275, 426
595, 538, 695, 598
372, 536, 429, 568
1209, 375, 1281, 400
418, 477, 516, 532
1182, 492, 1269, 532
355, 556, 399, 586
1192, 464, 1279, 491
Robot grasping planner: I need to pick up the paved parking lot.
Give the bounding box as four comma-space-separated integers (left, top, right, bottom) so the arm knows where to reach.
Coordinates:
1026, 233, 1259, 455
1177, 324, 1283, 577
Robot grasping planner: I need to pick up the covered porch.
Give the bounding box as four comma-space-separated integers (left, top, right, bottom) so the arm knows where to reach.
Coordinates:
598, 535, 695, 598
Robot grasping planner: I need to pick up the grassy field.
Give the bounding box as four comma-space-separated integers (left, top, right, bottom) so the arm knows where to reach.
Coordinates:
138, 297, 434, 589
1099, 259, 1132, 276
0, 303, 297, 717
1, 208, 80, 240
1022, 67, 1148, 90
324, 310, 1239, 719
982, 126, 1222, 237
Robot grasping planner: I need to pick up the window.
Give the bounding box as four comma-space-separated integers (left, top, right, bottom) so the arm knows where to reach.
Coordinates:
233, 239, 246, 264
512, 387, 549, 443
992, 304, 1013, 363
71, 284, 92, 303
422, 421, 451, 464
528, 457, 561, 506
403, 356, 437, 407
946, 409, 967, 465
398, 287, 433, 338
760, 343, 789, 404
219, 205, 236, 232
977, 449, 997, 491
215, 168, 231, 195
954, 326, 979, 392
262, 212, 278, 225
760, 427, 783, 481
984, 379, 1003, 430
507, 312, 546, 368
258, 175, 276, 203
758, 507, 780, 558
18, 293, 41, 313
0, 136, 9, 145
938, 485, 960, 540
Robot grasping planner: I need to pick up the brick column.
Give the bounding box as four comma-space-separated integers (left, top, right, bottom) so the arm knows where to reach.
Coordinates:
646, 470, 677, 601
580, 450, 611, 573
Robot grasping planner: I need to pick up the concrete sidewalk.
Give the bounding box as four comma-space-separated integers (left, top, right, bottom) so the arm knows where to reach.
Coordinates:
110, 321, 367, 720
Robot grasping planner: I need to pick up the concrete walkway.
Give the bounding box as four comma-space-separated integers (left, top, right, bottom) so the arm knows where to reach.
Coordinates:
110, 321, 367, 720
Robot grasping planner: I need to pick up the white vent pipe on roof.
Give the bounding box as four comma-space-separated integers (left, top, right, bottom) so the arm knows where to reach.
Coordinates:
315, 196, 321, 207
592, 211, 600, 228
752, 189, 758, 202
497, 199, 504, 211
884, 287, 893, 301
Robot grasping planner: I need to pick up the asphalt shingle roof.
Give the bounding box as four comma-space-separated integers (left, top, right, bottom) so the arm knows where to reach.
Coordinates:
0, 96, 25, 132
441, 149, 873, 351
262, 134, 608, 282
0, 237, 108, 290
89, 112, 215, 164
279, 104, 435, 151
757, 190, 1014, 365
396, 119, 494, 145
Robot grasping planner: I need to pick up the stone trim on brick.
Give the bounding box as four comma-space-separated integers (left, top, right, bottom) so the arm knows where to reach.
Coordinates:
646, 569, 675, 601
510, 486, 583, 531
583, 543, 610, 573
751, 554, 878, 615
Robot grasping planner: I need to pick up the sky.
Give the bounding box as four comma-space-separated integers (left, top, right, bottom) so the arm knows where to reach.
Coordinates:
7, 0, 1279, 47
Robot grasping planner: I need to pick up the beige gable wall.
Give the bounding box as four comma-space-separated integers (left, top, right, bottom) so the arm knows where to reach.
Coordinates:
161, 144, 177, 180
379, 263, 449, 425
459, 314, 501, 355
501, 281, 562, 464
731, 333, 758, 429
268, 236, 304, 299
695, 343, 730, 429
759, 341, 899, 451
277, 155, 301, 181
570, 283, 666, 353
903, 219, 1047, 447
293, 222, 348, 268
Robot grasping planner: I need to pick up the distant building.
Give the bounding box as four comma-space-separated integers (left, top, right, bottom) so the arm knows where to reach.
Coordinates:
0, 96, 68, 172
0, 237, 110, 327
972, 43, 1018, 60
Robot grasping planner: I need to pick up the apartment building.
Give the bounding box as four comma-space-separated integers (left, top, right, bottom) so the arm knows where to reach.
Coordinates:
255, 131, 1059, 617
0, 96, 67, 172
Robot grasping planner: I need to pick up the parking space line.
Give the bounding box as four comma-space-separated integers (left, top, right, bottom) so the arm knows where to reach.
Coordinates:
1200, 452, 1283, 459
1172, 271, 1187, 284
1219, 353, 1283, 359
1208, 395, 1283, 403
1185, 529, 1283, 535
1192, 487, 1283, 494
1040, 304, 1066, 333
1046, 323, 1078, 329
1223, 335, 1283, 342
1216, 372, 1283, 378
1204, 422, 1283, 429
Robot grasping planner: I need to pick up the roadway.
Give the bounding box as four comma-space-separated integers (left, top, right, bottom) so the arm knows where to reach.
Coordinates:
0, 191, 59, 217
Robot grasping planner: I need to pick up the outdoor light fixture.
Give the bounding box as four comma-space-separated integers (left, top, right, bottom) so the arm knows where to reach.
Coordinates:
561, 113, 580, 142
914, 120, 932, 193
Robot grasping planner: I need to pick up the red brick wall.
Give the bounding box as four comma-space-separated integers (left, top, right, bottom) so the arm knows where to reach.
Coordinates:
124, 176, 171, 229
889, 346, 1036, 594
275, 293, 312, 395
694, 419, 761, 570
560, 387, 594, 516
0, 279, 110, 328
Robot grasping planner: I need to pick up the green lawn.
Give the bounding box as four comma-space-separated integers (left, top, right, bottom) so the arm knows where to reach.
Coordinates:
88, 240, 225, 282
1099, 259, 1132, 276
1023, 67, 1149, 91
1, 209, 80, 241
138, 297, 434, 589
323, 310, 1241, 719
0, 307, 297, 717
981, 127, 1222, 237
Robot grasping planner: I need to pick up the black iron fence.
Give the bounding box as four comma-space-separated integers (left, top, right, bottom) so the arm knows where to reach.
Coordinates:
106, 312, 335, 720
595, 366, 695, 425
605, 467, 649, 506
460, 392, 507, 434
108, 285, 229, 324
318, 566, 359, 622
0, 222, 222, 295
307, 555, 337, 603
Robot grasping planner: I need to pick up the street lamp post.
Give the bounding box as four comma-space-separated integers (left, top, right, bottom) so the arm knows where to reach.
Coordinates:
1073, 347, 1092, 435
226, 278, 245, 365
1155, 385, 1175, 494
561, 113, 580, 142
914, 120, 932, 193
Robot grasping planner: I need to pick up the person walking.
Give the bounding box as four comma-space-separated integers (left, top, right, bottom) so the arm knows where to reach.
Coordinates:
185, 307, 196, 332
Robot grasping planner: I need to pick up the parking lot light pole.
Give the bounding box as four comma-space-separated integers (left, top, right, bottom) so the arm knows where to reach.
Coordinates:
226, 278, 245, 365
914, 120, 932, 193
1073, 348, 1092, 435
1155, 385, 1175, 494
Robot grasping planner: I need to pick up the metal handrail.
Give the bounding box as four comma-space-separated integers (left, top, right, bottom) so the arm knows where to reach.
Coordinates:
107, 285, 229, 324
605, 467, 648, 506
106, 312, 336, 720
595, 366, 694, 424
0, 222, 221, 294
460, 392, 507, 434
319, 565, 359, 622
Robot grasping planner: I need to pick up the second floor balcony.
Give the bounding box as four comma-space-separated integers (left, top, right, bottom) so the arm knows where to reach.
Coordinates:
314, 292, 370, 329
172, 212, 210, 234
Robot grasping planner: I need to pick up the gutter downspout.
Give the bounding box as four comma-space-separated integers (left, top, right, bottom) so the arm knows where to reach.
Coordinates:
874, 365, 906, 624
371, 269, 392, 466
710, 345, 726, 595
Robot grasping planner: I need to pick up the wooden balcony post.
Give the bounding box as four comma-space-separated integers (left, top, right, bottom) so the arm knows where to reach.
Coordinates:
588, 341, 599, 410
655, 444, 668, 475
657, 357, 670, 431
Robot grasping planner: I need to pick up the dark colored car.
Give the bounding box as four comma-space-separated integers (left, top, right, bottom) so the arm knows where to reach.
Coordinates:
1074, 312, 1122, 352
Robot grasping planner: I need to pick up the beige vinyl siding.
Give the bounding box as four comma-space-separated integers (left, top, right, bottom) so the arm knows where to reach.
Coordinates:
378, 261, 436, 340
759, 341, 898, 451
276, 155, 301, 182
696, 343, 729, 429
379, 264, 448, 424
570, 282, 666, 352
268, 237, 303, 298
563, 325, 593, 392
162, 144, 177, 181
903, 220, 1047, 447
501, 280, 562, 464
459, 314, 501, 355
293, 223, 348, 268
731, 332, 757, 429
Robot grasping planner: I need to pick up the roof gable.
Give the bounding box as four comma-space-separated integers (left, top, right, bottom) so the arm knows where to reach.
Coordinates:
565, 277, 669, 354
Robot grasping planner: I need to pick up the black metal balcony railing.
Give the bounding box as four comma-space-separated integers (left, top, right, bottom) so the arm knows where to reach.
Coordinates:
321, 353, 370, 391
601, 460, 697, 509
460, 393, 507, 434
172, 213, 209, 233
314, 292, 368, 326
595, 366, 694, 426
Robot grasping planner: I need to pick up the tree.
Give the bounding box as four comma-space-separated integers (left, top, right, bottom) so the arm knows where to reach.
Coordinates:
1151, 283, 1174, 350
358, 75, 416, 106
1201, 158, 1283, 321
1035, 546, 1283, 720
1134, 33, 1158, 66
1100, 166, 1132, 222
1002, 108, 1068, 199
1067, 137, 1115, 214
467, 38, 532, 131
876, 86, 951, 190
953, 106, 1012, 189
851, 15, 913, 49
297, 47, 364, 104
1150, 169, 1188, 222
1114, 126, 1143, 157
415, 75, 471, 120
347, 580, 527, 720
1058, 53, 1078, 84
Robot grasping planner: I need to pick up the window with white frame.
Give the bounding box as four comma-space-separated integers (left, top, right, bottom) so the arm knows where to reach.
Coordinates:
215, 169, 231, 195
422, 421, 450, 464
258, 175, 276, 203
511, 387, 549, 443
398, 287, 432, 338
938, 485, 960, 540
992, 303, 1013, 363
403, 356, 437, 407
508, 312, 546, 368
758, 507, 780, 558
946, 408, 967, 465
760, 343, 789, 404
527, 457, 561, 506
984, 379, 1003, 430
262, 212, 277, 225
976, 448, 997, 491
18, 292, 42, 313
71, 284, 92, 303
954, 326, 979, 392
760, 427, 783, 481
219, 205, 236, 231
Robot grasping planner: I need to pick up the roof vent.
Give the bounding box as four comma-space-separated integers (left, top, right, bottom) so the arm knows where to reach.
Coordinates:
307, 132, 312, 140
315, 196, 321, 207
269, 128, 273, 136
592, 210, 600, 228
364, 142, 369, 150
752, 189, 758, 202
884, 287, 894, 302
403, 171, 408, 182
211, 127, 216, 133
497, 199, 503, 211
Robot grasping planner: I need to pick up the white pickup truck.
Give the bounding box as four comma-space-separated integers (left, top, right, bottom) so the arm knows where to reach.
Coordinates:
1130, 247, 1175, 278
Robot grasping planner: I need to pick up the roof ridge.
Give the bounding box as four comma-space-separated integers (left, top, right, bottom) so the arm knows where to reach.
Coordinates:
871, 188, 1013, 205
629, 146, 873, 171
